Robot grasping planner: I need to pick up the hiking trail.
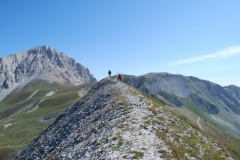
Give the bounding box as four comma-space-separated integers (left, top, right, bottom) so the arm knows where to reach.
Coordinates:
197, 116, 204, 131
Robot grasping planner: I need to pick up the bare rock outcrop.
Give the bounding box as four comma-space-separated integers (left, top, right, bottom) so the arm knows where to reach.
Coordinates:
0, 46, 97, 101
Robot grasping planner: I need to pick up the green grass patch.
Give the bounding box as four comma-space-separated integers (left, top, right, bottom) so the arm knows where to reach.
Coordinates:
184, 99, 207, 120
129, 150, 144, 159
141, 92, 164, 107
118, 123, 129, 129
0, 80, 96, 160
148, 105, 158, 116
112, 136, 124, 151
0, 148, 15, 160
170, 144, 185, 158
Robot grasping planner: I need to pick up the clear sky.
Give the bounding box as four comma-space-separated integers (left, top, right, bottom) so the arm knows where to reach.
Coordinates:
0, 0, 240, 86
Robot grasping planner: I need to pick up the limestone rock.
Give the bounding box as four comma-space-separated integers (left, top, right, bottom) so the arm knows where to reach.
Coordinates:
0, 46, 97, 101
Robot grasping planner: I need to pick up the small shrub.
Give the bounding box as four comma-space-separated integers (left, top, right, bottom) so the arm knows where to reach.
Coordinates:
96, 138, 108, 145
155, 131, 166, 139
179, 115, 187, 122
170, 144, 185, 158
129, 151, 144, 159
140, 124, 148, 129
148, 106, 158, 116
157, 116, 165, 121
152, 119, 160, 124
158, 149, 168, 159
226, 145, 240, 158
118, 124, 124, 128
166, 142, 185, 159
144, 120, 151, 125
123, 107, 129, 112
212, 152, 224, 160
117, 139, 123, 146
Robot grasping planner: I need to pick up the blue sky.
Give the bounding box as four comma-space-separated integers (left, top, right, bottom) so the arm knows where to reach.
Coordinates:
0, 0, 240, 86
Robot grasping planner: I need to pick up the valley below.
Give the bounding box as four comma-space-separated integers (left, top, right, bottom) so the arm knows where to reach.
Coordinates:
0, 80, 96, 159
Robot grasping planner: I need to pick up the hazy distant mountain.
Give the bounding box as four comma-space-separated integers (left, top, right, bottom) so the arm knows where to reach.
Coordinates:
16, 78, 239, 159
0, 46, 97, 101
122, 72, 240, 138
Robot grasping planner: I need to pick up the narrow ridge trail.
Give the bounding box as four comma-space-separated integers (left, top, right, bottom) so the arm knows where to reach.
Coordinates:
197, 116, 204, 131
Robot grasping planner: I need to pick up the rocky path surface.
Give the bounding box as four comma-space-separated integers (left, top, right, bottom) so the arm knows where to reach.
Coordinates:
15, 78, 234, 160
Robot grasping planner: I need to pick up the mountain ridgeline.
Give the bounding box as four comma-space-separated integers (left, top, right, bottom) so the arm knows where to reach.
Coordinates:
122, 73, 240, 138
15, 78, 239, 159
1, 46, 240, 159
0, 46, 97, 101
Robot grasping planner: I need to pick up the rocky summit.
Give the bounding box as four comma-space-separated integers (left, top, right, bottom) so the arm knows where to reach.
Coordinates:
15, 78, 234, 160
0, 46, 96, 101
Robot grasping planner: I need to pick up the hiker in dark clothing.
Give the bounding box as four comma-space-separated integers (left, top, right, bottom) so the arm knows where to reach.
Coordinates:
118, 73, 122, 81
108, 70, 111, 78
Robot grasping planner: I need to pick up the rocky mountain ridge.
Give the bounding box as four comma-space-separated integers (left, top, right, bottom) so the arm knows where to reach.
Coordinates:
0, 46, 97, 101
122, 72, 240, 138
15, 78, 236, 159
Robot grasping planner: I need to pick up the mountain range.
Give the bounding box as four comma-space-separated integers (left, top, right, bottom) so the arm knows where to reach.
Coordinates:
0, 46, 240, 159
122, 73, 240, 138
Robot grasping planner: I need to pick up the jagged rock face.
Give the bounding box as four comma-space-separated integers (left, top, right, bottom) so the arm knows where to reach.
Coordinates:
0, 46, 97, 100
15, 79, 234, 159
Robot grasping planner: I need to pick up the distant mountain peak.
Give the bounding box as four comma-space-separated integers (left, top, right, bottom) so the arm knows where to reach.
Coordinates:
28, 45, 58, 56
0, 46, 97, 101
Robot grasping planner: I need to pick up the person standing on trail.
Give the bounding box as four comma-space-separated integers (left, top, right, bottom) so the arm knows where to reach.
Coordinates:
108, 70, 111, 78
118, 73, 122, 81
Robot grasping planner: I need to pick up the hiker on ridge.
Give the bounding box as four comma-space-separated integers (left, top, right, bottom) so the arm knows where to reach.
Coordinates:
118, 73, 122, 81
108, 70, 111, 78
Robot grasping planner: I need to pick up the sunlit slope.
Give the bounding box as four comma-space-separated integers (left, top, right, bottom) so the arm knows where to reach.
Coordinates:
121, 73, 240, 139
140, 89, 240, 159
16, 78, 240, 159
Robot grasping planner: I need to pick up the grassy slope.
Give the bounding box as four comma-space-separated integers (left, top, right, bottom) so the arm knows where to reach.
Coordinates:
1, 78, 240, 159
123, 78, 240, 158
170, 104, 240, 159
122, 75, 240, 157
125, 83, 240, 159
0, 80, 96, 160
